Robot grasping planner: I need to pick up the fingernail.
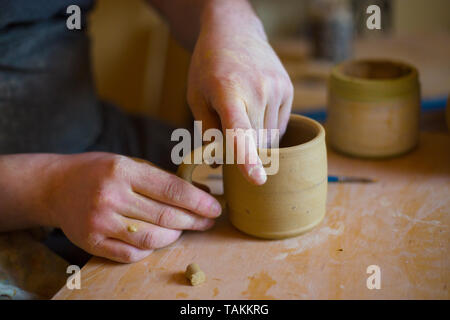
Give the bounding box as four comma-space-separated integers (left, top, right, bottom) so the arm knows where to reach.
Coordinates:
203, 219, 215, 230
211, 201, 222, 216
250, 165, 267, 185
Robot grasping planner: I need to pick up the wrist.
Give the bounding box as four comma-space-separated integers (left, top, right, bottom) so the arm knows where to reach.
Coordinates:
36, 154, 69, 228
200, 0, 267, 41
0, 153, 67, 230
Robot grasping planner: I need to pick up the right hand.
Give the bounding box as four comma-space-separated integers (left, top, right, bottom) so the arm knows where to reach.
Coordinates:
44, 152, 222, 263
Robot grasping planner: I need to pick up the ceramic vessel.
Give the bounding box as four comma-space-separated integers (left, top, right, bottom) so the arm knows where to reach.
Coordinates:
327, 59, 420, 158
177, 114, 328, 239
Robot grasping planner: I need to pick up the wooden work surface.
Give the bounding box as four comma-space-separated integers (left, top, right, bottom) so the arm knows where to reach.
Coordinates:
54, 130, 450, 300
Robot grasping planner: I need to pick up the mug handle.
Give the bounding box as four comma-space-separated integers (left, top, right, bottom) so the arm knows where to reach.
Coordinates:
176, 141, 226, 208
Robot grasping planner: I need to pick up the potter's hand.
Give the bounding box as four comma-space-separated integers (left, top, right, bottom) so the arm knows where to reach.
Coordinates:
187, 1, 293, 185
42, 153, 221, 263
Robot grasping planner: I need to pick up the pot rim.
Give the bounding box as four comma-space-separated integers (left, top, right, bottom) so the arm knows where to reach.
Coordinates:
330, 58, 420, 101
259, 114, 325, 155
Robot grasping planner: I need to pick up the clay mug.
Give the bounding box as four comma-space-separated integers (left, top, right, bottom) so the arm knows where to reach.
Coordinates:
177, 114, 328, 239
327, 59, 421, 158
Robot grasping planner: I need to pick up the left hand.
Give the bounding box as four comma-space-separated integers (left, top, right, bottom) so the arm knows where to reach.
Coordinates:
187, 4, 293, 186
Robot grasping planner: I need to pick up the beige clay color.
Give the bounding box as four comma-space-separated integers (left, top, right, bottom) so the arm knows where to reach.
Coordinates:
177, 114, 328, 239
185, 263, 206, 286
327, 59, 421, 158
127, 225, 138, 233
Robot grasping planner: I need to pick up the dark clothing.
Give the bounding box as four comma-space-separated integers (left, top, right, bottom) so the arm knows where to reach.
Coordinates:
0, 1, 179, 267
87, 102, 178, 172
0, 0, 101, 154
0, 0, 176, 171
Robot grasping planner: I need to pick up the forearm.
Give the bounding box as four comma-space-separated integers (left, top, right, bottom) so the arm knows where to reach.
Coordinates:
148, 0, 266, 50
0, 153, 62, 231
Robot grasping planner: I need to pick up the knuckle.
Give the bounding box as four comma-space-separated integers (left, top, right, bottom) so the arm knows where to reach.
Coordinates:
86, 233, 103, 251
272, 71, 285, 82
156, 206, 176, 227
286, 85, 294, 99
267, 72, 292, 97
85, 213, 104, 234
221, 106, 250, 129
106, 155, 128, 179
253, 84, 266, 102
92, 186, 115, 211
211, 73, 240, 91
251, 73, 267, 100
120, 249, 141, 263
269, 74, 283, 96
139, 231, 156, 249
163, 178, 186, 203
283, 76, 294, 96
192, 194, 208, 214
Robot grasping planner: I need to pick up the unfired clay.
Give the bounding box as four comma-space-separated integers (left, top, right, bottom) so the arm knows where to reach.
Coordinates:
177, 115, 328, 239
127, 225, 138, 233
185, 263, 205, 286
327, 59, 420, 158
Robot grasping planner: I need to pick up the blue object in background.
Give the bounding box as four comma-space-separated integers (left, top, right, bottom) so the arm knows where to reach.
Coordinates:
327, 176, 340, 182
294, 95, 449, 122
327, 175, 375, 183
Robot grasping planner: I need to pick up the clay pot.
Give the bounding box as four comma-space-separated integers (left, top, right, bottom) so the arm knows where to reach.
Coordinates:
177, 114, 328, 239
327, 59, 420, 158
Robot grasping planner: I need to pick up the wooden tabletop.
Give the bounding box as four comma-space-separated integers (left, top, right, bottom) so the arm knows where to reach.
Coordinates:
54, 129, 450, 300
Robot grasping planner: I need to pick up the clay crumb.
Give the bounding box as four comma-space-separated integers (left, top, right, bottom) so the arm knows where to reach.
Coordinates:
185, 263, 206, 286
127, 225, 138, 233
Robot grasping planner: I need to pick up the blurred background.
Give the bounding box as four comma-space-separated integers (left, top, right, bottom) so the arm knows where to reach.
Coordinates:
88, 0, 450, 129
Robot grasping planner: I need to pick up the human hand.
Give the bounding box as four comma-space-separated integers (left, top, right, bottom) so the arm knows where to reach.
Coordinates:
44, 152, 222, 263
187, 1, 293, 185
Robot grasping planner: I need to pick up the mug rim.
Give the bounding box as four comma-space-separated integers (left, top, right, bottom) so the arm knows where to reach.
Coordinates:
259, 114, 325, 154
332, 58, 418, 84
330, 58, 419, 101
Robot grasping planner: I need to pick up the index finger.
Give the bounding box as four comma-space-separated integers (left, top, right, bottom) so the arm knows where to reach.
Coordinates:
129, 161, 222, 218
216, 96, 267, 185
